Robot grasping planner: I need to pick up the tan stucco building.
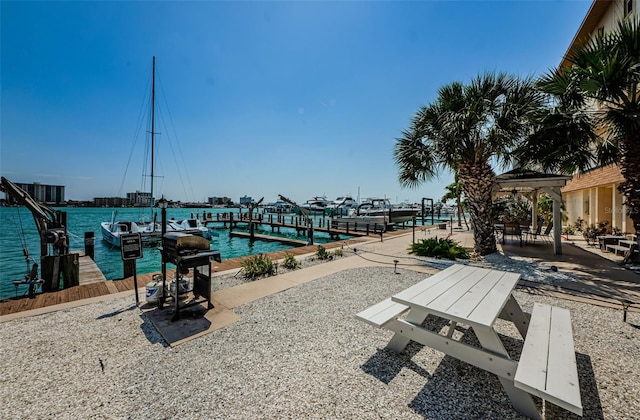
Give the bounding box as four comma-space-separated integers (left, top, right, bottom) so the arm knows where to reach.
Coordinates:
560, 0, 636, 233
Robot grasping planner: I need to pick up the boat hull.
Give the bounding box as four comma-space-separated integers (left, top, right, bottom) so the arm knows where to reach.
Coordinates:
101, 221, 162, 248
333, 215, 387, 226
388, 209, 419, 224
101, 223, 122, 247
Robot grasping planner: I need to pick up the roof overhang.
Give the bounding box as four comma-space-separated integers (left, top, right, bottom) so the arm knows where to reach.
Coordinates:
492, 169, 572, 197
560, 0, 612, 69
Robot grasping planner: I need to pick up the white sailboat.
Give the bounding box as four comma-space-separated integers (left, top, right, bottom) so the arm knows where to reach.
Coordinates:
101, 56, 172, 247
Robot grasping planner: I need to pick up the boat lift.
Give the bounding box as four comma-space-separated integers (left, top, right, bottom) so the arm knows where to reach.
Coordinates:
0, 176, 79, 296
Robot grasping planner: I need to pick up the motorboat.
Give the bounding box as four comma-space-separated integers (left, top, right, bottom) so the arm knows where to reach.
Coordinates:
101, 216, 207, 247
339, 198, 419, 225
263, 200, 294, 214
434, 202, 456, 216
325, 196, 358, 216
174, 218, 214, 239
298, 196, 331, 213
101, 219, 162, 247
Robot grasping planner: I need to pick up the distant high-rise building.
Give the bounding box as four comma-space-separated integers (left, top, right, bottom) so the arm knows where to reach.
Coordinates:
6, 181, 65, 205
239, 195, 253, 207
94, 197, 128, 207
126, 191, 152, 207
209, 196, 232, 206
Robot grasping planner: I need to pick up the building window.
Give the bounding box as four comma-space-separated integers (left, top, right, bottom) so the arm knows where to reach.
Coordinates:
625, 0, 633, 16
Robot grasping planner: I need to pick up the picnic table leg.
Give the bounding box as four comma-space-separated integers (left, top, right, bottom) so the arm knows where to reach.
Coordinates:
473, 326, 541, 420
446, 321, 457, 338
386, 308, 429, 352
499, 295, 531, 339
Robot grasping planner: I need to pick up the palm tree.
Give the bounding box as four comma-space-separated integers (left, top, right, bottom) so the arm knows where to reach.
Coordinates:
394, 73, 544, 255
441, 175, 468, 229
530, 18, 640, 245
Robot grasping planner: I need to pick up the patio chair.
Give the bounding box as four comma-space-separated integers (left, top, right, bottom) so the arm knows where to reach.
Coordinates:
539, 222, 553, 243
523, 224, 543, 244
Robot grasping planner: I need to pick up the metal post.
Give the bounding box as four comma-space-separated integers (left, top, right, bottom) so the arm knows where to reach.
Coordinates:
412, 217, 416, 244
622, 300, 631, 322
422, 198, 434, 226
133, 266, 139, 306
161, 204, 167, 307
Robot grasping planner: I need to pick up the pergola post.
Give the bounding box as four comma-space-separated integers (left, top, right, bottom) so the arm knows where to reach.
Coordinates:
531, 191, 539, 230
542, 186, 563, 255
552, 194, 562, 255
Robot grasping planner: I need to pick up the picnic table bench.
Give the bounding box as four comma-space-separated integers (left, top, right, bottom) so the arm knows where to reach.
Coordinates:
605, 236, 638, 260
356, 264, 582, 419
597, 234, 626, 250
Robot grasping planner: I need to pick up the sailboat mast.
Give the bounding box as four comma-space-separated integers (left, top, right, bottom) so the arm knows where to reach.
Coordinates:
150, 56, 156, 211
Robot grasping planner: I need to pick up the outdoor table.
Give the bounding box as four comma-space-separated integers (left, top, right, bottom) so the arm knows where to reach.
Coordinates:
357, 264, 582, 419
388, 264, 538, 417
494, 223, 524, 245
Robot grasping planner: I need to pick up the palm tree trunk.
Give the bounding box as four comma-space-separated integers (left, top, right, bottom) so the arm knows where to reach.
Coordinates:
618, 132, 640, 260
458, 162, 497, 255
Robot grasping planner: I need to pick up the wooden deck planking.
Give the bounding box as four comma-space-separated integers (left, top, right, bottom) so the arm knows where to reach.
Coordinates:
78, 255, 107, 285
66, 286, 81, 303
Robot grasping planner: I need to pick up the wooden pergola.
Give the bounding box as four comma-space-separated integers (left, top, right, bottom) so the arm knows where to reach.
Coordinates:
492, 169, 572, 255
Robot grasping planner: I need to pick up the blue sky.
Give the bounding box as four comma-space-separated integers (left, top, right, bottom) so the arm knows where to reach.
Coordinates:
1, 1, 592, 205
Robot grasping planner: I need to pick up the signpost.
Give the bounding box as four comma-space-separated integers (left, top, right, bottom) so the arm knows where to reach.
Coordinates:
120, 233, 143, 305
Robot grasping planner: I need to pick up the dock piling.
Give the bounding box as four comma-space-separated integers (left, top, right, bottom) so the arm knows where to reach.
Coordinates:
84, 231, 95, 260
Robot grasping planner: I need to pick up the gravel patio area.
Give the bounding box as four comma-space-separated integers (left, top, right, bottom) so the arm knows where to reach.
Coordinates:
1, 260, 639, 419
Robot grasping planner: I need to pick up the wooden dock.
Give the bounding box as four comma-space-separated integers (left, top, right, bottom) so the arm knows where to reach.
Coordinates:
78, 253, 107, 285
0, 235, 379, 317
202, 212, 408, 238
229, 231, 309, 246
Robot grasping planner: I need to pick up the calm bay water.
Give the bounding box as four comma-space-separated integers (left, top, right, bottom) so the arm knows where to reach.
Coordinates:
0, 206, 341, 299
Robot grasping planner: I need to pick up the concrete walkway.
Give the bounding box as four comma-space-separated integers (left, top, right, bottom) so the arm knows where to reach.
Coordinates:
3, 225, 639, 326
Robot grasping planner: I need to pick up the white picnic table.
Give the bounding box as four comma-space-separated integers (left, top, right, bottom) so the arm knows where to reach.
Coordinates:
356, 264, 582, 419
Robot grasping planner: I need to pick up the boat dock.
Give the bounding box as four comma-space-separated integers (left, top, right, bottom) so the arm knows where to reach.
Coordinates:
0, 232, 387, 317
229, 231, 309, 246
78, 253, 107, 285
201, 211, 414, 238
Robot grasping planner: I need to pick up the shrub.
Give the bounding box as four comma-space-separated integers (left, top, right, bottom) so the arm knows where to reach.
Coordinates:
583, 221, 609, 245
332, 247, 343, 257
316, 245, 331, 260
408, 237, 470, 260
241, 254, 278, 279
281, 253, 300, 270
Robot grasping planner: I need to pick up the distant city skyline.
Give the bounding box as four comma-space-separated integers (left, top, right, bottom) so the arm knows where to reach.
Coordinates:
1, 1, 592, 205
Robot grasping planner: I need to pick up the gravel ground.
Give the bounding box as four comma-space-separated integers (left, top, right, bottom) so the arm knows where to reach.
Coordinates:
1, 256, 639, 419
